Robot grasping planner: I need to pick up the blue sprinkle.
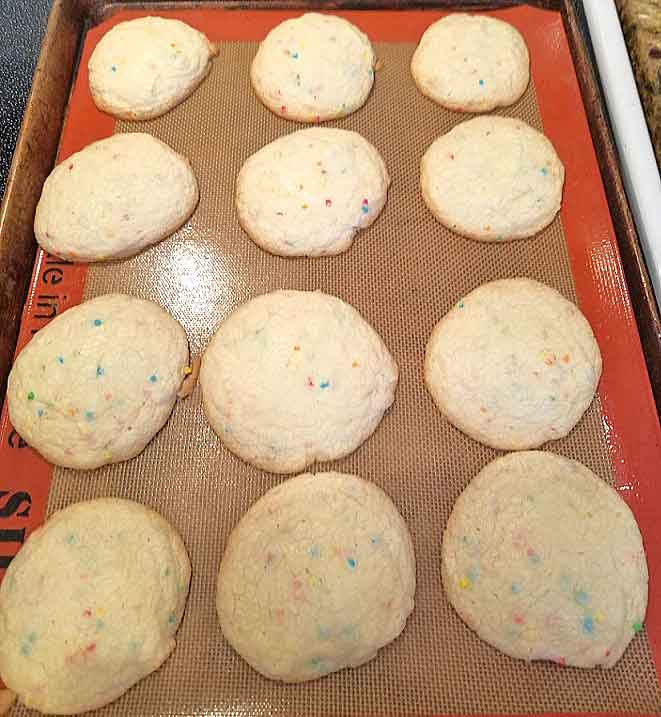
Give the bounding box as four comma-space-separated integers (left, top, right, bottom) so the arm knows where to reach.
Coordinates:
96, 366, 104, 377
371, 535, 380, 545
582, 616, 594, 634
85, 410, 95, 422
309, 546, 320, 558
93, 319, 103, 327
319, 381, 330, 389
529, 553, 541, 564
57, 356, 64, 365
511, 583, 521, 594
37, 409, 44, 417
111, 65, 117, 72
168, 613, 177, 625
95, 619, 104, 631
467, 568, 479, 583
575, 590, 589, 606
347, 558, 356, 569
318, 626, 330, 640
292, 52, 299, 59
224, 426, 231, 434
361, 205, 369, 214
20, 641, 30, 657
149, 374, 158, 383
479, 79, 485, 86
541, 167, 549, 176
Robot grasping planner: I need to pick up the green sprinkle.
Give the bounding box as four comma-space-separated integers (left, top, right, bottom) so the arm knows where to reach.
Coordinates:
168, 613, 177, 625
458, 302, 464, 309
633, 621, 643, 633
149, 374, 158, 383
163, 567, 171, 577
57, 356, 64, 365
66, 533, 77, 545
95, 619, 104, 631
27, 392, 35, 401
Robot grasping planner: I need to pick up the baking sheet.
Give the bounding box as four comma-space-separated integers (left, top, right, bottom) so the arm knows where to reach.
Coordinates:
1, 6, 660, 716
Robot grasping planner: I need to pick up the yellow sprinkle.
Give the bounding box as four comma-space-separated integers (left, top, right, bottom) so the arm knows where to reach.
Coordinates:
352, 360, 359, 368
302, 203, 309, 209
103, 452, 112, 461
458, 577, 470, 589
183, 366, 192, 375
522, 626, 539, 642
594, 611, 604, 624
96, 607, 104, 617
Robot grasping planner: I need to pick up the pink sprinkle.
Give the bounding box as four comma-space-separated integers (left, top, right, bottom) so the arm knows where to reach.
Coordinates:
557, 656, 566, 667
362, 198, 368, 205
280, 105, 287, 113
275, 608, 285, 624
526, 547, 535, 557
83, 609, 92, 618
315, 115, 320, 123
104, 393, 112, 401
604, 649, 611, 657
68, 164, 74, 170
513, 614, 525, 625
325, 199, 332, 207
85, 643, 96, 654
306, 377, 314, 388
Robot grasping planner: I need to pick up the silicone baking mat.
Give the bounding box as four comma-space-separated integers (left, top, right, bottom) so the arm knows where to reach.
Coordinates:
1, 5, 660, 715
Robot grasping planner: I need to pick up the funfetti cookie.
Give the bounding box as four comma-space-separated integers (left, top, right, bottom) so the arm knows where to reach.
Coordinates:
88, 16, 217, 120
217, 472, 416, 681
199, 290, 398, 473
251, 13, 376, 122
421, 116, 564, 241
7, 294, 190, 470
0, 498, 191, 713
34, 133, 199, 262
424, 278, 602, 450
236, 128, 389, 257
442, 451, 648, 668
411, 13, 530, 113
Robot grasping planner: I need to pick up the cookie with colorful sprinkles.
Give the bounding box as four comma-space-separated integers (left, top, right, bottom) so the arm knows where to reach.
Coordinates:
424, 278, 602, 450
217, 471, 416, 681
199, 290, 398, 473
34, 133, 199, 262
442, 451, 648, 668
421, 115, 564, 241
236, 128, 389, 256
0, 498, 191, 713
250, 13, 376, 122
411, 13, 530, 113
7, 294, 191, 470
88, 16, 217, 120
